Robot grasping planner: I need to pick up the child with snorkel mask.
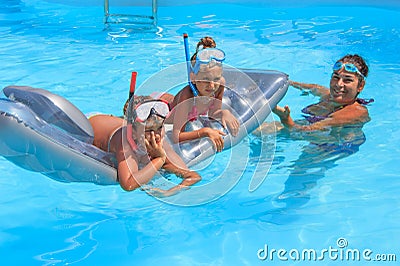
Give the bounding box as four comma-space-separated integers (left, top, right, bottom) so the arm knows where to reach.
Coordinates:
167, 35, 240, 153
89, 96, 201, 196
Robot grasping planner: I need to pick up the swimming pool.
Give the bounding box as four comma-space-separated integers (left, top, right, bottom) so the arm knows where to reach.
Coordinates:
1, 0, 400, 265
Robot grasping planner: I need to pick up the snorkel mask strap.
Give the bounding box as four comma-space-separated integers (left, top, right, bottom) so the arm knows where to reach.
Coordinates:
183, 33, 199, 97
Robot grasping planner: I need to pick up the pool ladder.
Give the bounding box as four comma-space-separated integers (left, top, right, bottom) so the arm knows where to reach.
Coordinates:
104, 0, 158, 30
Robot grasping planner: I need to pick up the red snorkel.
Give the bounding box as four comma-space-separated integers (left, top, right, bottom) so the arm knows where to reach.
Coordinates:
129, 71, 137, 100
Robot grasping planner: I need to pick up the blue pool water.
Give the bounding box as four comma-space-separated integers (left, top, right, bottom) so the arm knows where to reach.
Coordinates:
1, 0, 400, 265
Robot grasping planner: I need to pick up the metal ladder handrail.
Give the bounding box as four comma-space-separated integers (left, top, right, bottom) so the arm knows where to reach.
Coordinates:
104, 0, 158, 27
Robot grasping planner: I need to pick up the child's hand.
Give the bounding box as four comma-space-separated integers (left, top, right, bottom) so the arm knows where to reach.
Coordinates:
220, 110, 240, 136
202, 128, 226, 152
145, 131, 166, 163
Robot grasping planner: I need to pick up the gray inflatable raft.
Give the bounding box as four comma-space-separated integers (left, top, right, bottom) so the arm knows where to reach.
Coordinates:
0, 69, 288, 184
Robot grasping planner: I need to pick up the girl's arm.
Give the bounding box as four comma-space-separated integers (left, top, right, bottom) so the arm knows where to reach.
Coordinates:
173, 119, 226, 152
209, 87, 240, 136
211, 109, 240, 136
171, 90, 226, 151
145, 141, 202, 197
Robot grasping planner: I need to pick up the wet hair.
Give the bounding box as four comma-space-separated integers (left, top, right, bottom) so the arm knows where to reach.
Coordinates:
337, 54, 369, 78
123, 98, 129, 116
190, 36, 217, 64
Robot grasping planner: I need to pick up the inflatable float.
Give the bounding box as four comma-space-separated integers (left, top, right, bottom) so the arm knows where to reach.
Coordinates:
0, 68, 288, 185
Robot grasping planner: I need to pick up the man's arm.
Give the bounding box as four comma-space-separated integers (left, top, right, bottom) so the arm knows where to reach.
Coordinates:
289, 80, 330, 98
273, 104, 370, 131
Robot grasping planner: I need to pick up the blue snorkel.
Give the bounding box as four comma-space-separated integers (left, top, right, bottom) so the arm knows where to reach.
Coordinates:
183, 33, 199, 97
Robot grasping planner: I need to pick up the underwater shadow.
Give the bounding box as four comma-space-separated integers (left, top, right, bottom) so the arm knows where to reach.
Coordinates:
275, 124, 366, 209
246, 123, 367, 225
